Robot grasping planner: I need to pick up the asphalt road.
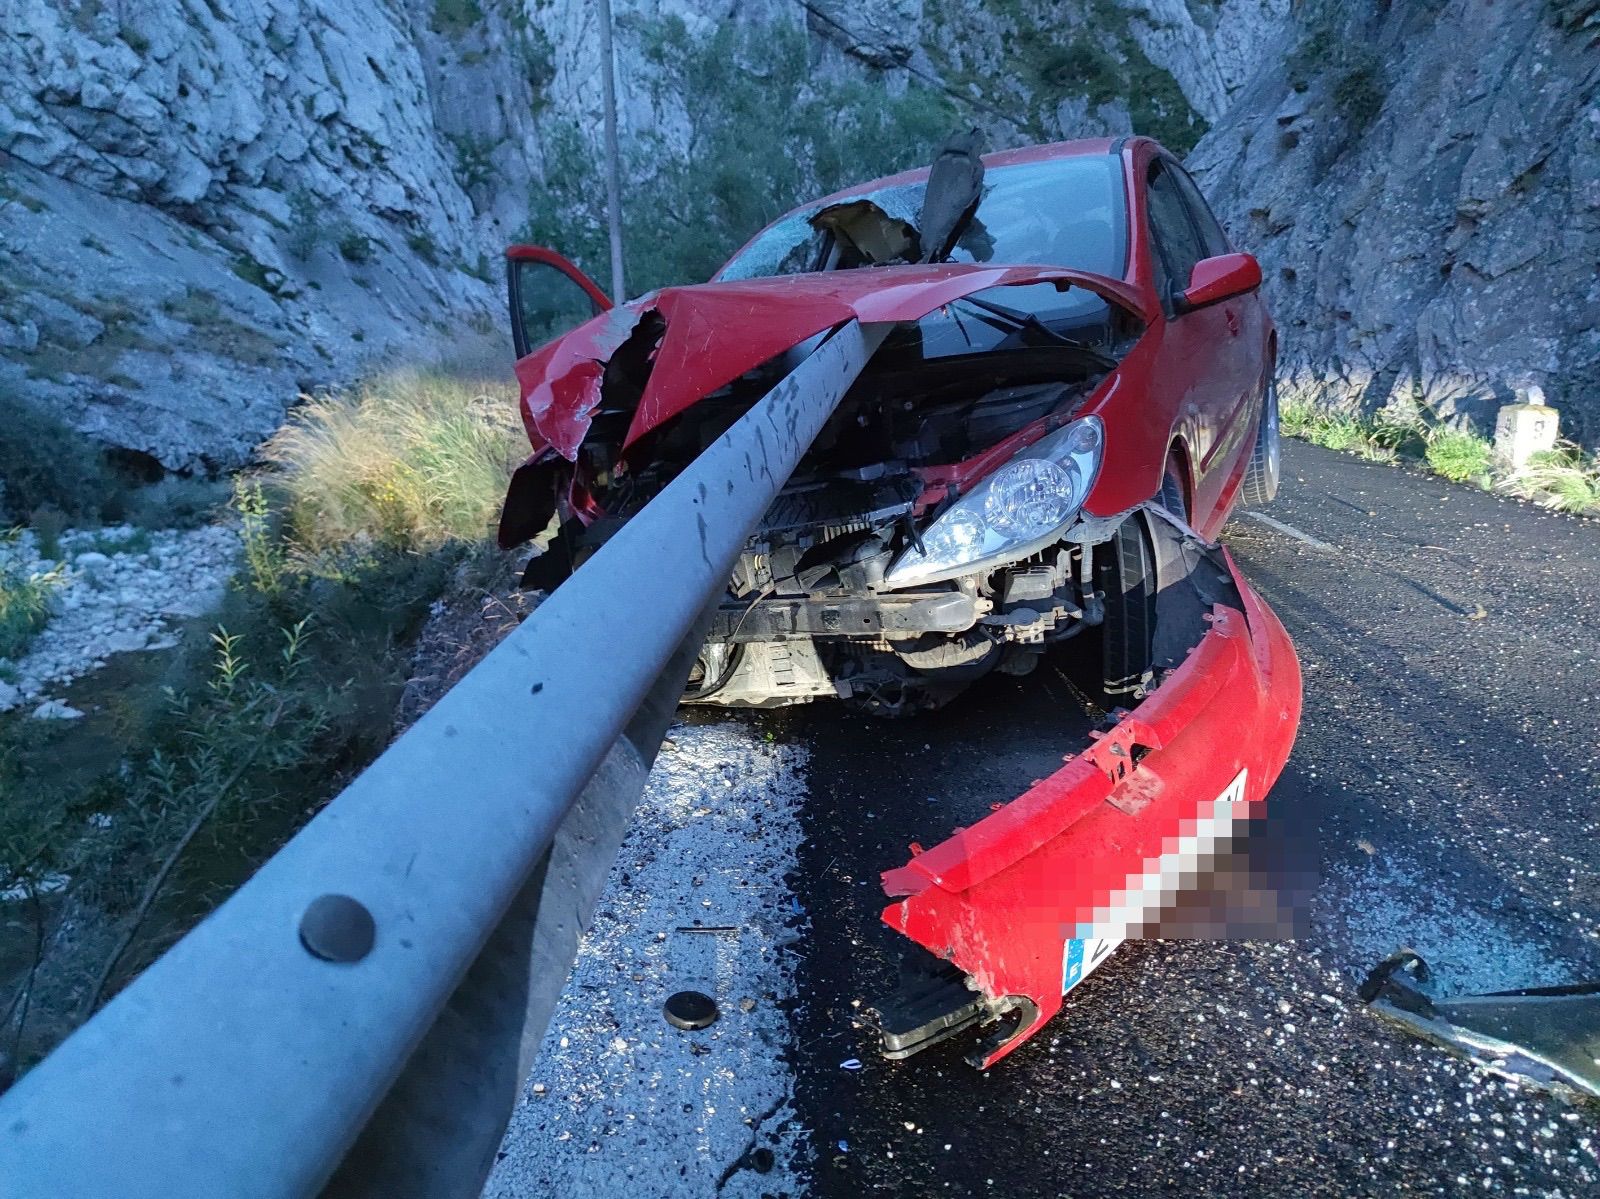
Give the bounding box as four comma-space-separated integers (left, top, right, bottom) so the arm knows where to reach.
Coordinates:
773, 440, 1600, 1198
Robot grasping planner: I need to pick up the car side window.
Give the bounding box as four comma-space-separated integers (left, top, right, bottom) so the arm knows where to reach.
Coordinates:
1168, 164, 1232, 258
1145, 163, 1208, 307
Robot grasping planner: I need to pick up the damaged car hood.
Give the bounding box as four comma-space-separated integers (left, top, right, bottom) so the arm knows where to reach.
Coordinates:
513, 263, 1151, 461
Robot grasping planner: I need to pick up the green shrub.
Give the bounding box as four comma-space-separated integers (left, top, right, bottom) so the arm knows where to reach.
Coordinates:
0, 557, 62, 659
1369, 405, 1430, 457
523, 17, 957, 295
0, 362, 517, 1071
337, 231, 374, 264
1283, 397, 1600, 518
260, 370, 524, 558
1333, 61, 1387, 127
122, 476, 232, 530
407, 232, 440, 265
1424, 427, 1494, 483
1278, 398, 1394, 461
1509, 445, 1600, 515
29, 506, 67, 559
430, 0, 484, 37
230, 255, 276, 293
0, 391, 118, 523
521, 26, 556, 95
450, 133, 498, 194
234, 478, 291, 596
286, 189, 325, 261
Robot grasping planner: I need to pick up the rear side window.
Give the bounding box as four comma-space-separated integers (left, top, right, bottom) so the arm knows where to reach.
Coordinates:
1168, 164, 1231, 257
1145, 162, 1208, 301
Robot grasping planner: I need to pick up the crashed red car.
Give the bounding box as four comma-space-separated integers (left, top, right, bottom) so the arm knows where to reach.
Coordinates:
501, 135, 1281, 716
502, 135, 1301, 1065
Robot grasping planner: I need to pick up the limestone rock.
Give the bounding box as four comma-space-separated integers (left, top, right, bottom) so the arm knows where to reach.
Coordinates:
1188, 1, 1600, 442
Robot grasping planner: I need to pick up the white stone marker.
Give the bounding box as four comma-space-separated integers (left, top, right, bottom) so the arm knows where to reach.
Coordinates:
1494, 386, 1559, 470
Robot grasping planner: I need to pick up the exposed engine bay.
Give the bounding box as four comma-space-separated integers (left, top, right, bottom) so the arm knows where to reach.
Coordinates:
512, 300, 1155, 716
500, 130, 1176, 716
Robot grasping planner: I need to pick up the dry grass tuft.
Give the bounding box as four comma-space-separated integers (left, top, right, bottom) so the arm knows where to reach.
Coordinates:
261, 370, 525, 557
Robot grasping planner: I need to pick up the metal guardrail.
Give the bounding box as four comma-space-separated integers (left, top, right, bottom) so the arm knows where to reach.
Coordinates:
0, 320, 890, 1199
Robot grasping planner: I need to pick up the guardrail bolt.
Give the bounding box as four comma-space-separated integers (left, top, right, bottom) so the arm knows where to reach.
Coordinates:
299, 894, 376, 963
663, 990, 719, 1030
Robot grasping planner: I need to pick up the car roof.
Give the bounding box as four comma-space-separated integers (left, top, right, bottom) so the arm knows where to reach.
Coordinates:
806, 137, 1123, 210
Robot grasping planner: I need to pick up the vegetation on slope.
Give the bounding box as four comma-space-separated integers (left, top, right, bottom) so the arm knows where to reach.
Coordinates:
1281, 399, 1600, 517
523, 18, 958, 294
0, 369, 521, 1077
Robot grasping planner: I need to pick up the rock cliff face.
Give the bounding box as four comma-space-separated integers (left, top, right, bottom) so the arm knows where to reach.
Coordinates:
1188, 1, 1600, 442
0, 0, 1293, 469
1, 0, 1593, 469
0, 0, 544, 470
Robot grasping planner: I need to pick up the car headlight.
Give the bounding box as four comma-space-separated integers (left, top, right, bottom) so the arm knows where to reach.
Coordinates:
884, 416, 1103, 588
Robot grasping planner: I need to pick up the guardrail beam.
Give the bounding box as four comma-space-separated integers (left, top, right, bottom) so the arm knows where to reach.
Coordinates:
0, 320, 890, 1199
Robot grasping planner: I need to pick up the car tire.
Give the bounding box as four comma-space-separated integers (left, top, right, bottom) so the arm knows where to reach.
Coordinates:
1240, 375, 1281, 506
1157, 461, 1188, 524
1095, 514, 1157, 706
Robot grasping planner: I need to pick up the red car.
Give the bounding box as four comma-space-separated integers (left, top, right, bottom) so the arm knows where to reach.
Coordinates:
501, 136, 1300, 1065
500, 135, 1280, 716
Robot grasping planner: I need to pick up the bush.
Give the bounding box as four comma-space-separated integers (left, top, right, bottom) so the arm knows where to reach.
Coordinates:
260, 370, 524, 558
0, 391, 118, 524
337, 231, 374, 264
0, 361, 523, 1072
1333, 61, 1387, 127
122, 477, 232, 530
406, 232, 440, 265
230, 255, 276, 293
1424, 427, 1494, 483
1278, 398, 1395, 462
1508, 445, 1600, 515
0, 557, 62, 659
286, 189, 325, 261
450, 133, 498, 195
431, 0, 484, 37
1281, 397, 1600, 518
523, 17, 957, 295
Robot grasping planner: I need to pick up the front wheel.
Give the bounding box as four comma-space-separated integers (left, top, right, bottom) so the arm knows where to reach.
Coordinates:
1095, 515, 1158, 706
1240, 376, 1281, 506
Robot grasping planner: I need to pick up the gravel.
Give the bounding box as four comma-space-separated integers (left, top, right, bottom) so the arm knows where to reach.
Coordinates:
0, 523, 238, 712
486, 720, 812, 1198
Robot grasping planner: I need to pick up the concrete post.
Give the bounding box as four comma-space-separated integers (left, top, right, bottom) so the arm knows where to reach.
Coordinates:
1494, 386, 1559, 470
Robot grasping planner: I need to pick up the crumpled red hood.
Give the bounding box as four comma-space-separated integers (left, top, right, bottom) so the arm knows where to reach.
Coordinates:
513, 263, 1150, 460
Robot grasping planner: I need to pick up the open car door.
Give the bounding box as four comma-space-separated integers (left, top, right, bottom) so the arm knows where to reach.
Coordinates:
505, 245, 612, 360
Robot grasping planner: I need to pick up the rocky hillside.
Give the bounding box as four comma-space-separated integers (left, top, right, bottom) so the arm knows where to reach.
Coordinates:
2, 0, 1594, 474
0, 0, 1290, 472
0, 0, 553, 472
1190, 0, 1600, 444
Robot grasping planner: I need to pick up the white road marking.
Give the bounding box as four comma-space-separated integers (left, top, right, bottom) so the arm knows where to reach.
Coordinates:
1244, 511, 1338, 553
487, 723, 809, 1199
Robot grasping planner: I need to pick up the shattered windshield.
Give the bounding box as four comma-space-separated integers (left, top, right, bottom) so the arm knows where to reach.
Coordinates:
717, 156, 1128, 282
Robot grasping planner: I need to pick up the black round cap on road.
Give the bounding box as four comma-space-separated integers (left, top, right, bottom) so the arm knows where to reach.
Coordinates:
663, 990, 719, 1030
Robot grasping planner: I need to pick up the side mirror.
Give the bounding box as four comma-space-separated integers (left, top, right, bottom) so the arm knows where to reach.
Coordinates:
1178, 252, 1261, 313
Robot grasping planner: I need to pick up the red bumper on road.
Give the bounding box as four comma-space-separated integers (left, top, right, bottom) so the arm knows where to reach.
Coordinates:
880, 549, 1302, 1067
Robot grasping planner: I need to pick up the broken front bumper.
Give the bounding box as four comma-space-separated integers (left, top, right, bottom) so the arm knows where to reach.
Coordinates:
876, 543, 1302, 1068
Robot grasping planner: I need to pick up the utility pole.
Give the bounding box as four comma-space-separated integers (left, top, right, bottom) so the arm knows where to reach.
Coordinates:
596, 0, 627, 302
